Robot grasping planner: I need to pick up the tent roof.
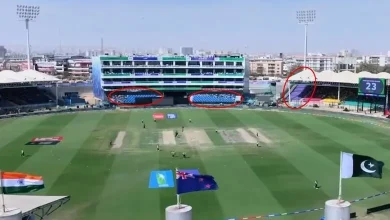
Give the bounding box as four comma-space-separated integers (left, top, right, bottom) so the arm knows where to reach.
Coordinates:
1, 195, 70, 218
0, 70, 59, 84
289, 70, 390, 84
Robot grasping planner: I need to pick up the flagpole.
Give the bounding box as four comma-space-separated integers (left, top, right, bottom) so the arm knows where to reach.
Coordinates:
0, 170, 5, 212
338, 152, 343, 202
175, 168, 181, 209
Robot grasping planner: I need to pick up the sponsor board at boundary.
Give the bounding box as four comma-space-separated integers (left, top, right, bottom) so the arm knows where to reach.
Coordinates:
153, 113, 165, 120
26, 136, 64, 145
167, 113, 177, 119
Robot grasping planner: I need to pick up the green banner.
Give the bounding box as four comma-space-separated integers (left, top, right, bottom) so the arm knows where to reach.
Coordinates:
162, 56, 186, 61
100, 56, 129, 61
218, 57, 244, 62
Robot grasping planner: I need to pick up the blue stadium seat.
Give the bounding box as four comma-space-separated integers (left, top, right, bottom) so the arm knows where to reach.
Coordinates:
191, 94, 236, 104
111, 94, 161, 104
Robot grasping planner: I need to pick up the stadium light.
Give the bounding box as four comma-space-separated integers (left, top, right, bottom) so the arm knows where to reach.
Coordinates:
17, 5, 40, 70
296, 10, 316, 69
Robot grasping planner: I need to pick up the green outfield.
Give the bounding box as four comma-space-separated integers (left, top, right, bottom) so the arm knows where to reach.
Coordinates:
1, 109, 390, 220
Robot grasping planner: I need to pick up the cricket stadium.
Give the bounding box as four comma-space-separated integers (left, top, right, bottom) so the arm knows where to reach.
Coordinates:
91, 55, 249, 106
2, 62, 390, 220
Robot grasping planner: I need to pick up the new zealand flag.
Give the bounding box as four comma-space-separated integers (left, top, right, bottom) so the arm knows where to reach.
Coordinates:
176, 171, 219, 194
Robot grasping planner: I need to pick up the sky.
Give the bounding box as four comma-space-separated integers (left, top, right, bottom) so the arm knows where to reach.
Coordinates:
1, 0, 389, 54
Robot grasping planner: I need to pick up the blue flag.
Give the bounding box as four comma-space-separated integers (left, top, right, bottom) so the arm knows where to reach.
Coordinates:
176, 171, 219, 194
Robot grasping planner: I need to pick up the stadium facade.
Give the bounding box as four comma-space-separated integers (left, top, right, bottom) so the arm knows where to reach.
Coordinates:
91, 55, 250, 105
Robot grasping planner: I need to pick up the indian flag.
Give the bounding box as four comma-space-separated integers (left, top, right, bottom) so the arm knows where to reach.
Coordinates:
1, 172, 44, 194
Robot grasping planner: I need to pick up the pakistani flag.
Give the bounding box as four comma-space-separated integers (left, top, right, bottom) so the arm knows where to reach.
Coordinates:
341, 152, 384, 179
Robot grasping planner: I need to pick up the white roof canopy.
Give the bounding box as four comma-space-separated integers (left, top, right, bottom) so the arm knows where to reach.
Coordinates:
289, 70, 390, 84
0, 70, 59, 84
2, 195, 70, 218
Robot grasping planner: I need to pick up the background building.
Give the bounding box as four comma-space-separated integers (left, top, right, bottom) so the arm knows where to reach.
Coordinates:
35, 60, 57, 75
158, 48, 173, 55
249, 58, 283, 75
180, 47, 194, 56
335, 56, 357, 72
356, 55, 387, 66
295, 54, 335, 71
0, 46, 7, 59
67, 56, 92, 79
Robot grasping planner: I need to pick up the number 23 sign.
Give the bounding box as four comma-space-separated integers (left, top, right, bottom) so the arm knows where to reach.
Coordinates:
359, 78, 384, 95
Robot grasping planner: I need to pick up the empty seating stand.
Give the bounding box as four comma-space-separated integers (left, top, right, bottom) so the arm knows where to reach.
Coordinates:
111, 94, 161, 104
191, 94, 236, 104
63, 93, 86, 106
0, 87, 52, 107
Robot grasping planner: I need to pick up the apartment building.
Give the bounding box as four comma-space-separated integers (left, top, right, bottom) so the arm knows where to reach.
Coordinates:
295, 54, 335, 71
35, 61, 57, 74
356, 55, 387, 66
334, 56, 357, 72
67, 57, 91, 79
249, 58, 283, 75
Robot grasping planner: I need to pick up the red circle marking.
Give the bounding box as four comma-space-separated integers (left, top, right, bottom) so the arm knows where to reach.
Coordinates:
188, 89, 243, 109
107, 86, 164, 107
281, 66, 317, 110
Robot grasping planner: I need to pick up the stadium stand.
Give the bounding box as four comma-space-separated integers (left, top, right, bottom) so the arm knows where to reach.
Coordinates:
0, 69, 59, 114
0, 87, 53, 105
191, 94, 236, 104
288, 86, 357, 102
111, 94, 161, 104
62, 92, 86, 106
286, 70, 390, 109
289, 70, 390, 83
279, 70, 390, 112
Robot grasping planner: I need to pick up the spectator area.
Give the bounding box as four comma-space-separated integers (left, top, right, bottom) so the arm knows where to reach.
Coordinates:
110, 92, 162, 104
190, 94, 237, 104
0, 70, 60, 113
0, 88, 54, 107
62, 92, 86, 105
286, 85, 386, 108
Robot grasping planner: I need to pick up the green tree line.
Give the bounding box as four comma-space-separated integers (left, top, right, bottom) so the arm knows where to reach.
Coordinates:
356, 63, 390, 73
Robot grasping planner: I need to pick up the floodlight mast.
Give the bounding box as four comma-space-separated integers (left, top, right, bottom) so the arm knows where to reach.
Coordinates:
16, 5, 40, 70
296, 10, 316, 69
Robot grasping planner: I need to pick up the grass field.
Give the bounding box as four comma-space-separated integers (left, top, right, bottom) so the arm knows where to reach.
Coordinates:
1, 108, 390, 220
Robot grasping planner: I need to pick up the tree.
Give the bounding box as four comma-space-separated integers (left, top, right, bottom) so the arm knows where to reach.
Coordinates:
334, 62, 342, 73
380, 65, 390, 73
286, 63, 304, 76
356, 62, 381, 73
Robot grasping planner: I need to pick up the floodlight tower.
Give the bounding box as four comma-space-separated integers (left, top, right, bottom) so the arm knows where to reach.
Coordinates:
17, 5, 40, 70
296, 10, 316, 68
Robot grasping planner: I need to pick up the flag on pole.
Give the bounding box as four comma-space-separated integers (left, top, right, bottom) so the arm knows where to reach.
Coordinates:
1, 172, 44, 194
176, 170, 219, 194
341, 152, 384, 179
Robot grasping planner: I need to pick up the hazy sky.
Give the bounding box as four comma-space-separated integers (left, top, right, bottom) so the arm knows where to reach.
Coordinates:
1, 0, 389, 54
